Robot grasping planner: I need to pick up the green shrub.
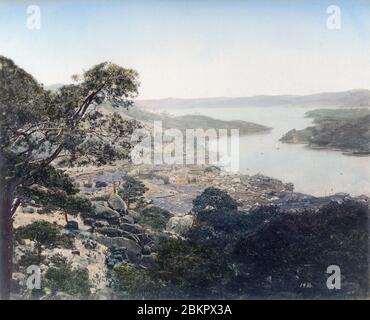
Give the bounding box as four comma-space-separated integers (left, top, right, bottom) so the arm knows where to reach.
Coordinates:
49, 254, 68, 267
16, 221, 59, 247
192, 187, 237, 214
55, 234, 75, 249
233, 200, 369, 298
153, 237, 228, 298
16, 221, 74, 262
18, 250, 41, 268
20, 186, 92, 213
139, 206, 171, 230
112, 263, 156, 299
63, 195, 92, 213
31, 165, 78, 195
45, 255, 91, 297
151, 198, 369, 299
188, 206, 277, 250
90, 194, 110, 202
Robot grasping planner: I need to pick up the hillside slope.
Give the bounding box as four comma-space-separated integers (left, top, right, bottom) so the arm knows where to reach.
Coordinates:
281, 109, 370, 155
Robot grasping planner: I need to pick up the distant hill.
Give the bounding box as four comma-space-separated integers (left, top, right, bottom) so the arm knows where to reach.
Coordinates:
135, 90, 370, 109
44, 86, 370, 108
101, 103, 270, 135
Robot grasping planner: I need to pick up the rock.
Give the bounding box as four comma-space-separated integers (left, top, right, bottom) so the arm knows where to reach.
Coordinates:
106, 247, 129, 268
95, 181, 108, 188
166, 215, 194, 235
83, 240, 97, 250
142, 245, 151, 255
119, 230, 141, 243
22, 206, 35, 214
127, 210, 141, 222
82, 218, 95, 226
107, 194, 128, 215
65, 220, 79, 230
60, 229, 75, 237
114, 230, 141, 244
96, 227, 124, 238
92, 204, 120, 222
72, 250, 80, 256
78, 231, 95, 240
120, 215, 134, 225
96, 236, 141, 262
94, 220, 110, 228
140, 253, 156, 268
119, 223, 143, 234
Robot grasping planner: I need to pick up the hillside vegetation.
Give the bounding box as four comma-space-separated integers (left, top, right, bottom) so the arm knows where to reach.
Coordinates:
281, 109, 370, 155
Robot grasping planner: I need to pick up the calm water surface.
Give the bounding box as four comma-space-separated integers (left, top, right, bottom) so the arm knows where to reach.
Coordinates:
158, 106, 370, 197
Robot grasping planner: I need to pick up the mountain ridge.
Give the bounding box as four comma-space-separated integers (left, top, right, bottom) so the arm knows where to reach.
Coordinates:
135, 89, 370, 109
44, 85, 370, 109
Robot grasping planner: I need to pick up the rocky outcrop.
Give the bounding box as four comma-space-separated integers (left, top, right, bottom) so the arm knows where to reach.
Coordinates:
119, 223, 144, 235
127, 210, 141, 222
280, 128, 314, 144
91, 203, 120, 222
96, 227, 125, 238
95, 181, 108, 188
96, 236, 141, 262
120, 215, 134, 224
107, 194, 128, 215
106, 247, 129, 268
22, 206, 35, 214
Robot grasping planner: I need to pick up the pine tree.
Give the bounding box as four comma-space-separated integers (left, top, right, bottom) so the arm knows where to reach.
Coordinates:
118, 176, 148, 208
0, 56, 140, 299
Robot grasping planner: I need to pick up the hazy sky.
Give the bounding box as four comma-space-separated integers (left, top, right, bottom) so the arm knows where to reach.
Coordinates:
1, 0, 370, 99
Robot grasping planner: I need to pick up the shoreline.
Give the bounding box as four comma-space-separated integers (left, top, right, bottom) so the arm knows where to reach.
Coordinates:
68, 163, 370, 216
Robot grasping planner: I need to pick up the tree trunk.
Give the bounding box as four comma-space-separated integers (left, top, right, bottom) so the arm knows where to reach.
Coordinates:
64, 211, 69, 224
36, 243, 42, 264
0, 188, 13, 300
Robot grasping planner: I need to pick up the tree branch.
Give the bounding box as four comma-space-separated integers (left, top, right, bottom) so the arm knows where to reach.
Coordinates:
72, 83, 106, 120
10, 198, 20, 216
